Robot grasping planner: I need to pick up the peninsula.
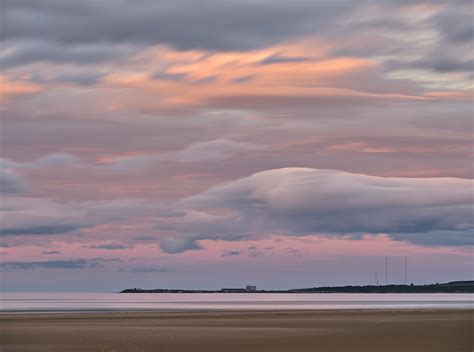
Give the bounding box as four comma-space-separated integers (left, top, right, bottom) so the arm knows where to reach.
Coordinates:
121, 280, 474, 294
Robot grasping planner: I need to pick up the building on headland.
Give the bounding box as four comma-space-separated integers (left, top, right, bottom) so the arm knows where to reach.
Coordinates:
246, 285, 257, 292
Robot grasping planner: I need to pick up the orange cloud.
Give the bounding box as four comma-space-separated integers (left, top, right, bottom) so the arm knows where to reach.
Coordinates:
424, 90, 473, 101
0, 75, 42, 101
101, 42, 430, 113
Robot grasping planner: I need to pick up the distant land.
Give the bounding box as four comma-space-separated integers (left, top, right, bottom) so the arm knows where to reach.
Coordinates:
121, 280, 474, 294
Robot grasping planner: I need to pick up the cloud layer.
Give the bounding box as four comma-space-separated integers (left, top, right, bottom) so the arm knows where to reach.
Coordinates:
0, 0, 472, 289
157, 168, 473, 252
3, 0, 352, 51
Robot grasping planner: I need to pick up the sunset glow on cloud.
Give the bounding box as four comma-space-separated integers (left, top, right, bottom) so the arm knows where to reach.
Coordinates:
0, 0, 472, 291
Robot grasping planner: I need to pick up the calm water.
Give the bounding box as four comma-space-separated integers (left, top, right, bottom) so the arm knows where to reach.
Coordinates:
0, 292, 472, 313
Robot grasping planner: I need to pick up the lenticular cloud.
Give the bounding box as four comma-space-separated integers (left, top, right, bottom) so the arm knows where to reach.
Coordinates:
157, 168, 474, 252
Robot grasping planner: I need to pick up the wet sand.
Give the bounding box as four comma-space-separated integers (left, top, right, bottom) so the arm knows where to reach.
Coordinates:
1, 309, 472, 351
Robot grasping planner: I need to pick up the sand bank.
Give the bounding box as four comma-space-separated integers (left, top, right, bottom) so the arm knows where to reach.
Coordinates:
1, 309, 472, 351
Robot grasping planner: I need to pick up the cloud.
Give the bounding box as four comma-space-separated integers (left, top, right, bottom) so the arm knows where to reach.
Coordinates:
0, 242, 15, 248
156, 168, 473, 252
0, 197, 95, 237
3, 0, 353, 51
0, 168, 27, 194
87, 243, 130, 250
222, 250, 241, 257
25, 153, 81, 168
413, 57, 473, 73
112, 139, 265, 168
230, 75, 255, 83
286, 248, 303, 257
158, 236, 203, 254
1, 154, 81, 172
0, 41, 130, 68
121, 267, 170, 273
41, 251, 62, 255
0, 75, 42, 100
0, 258, 118, 270
31, 72, 106, 86
152, 72, 188, 82
1, 1, 471, 266
103, 53, 431, 113
173, 139, 266, 163
0, 225, 85, 236
0, 197, 153, 237
259, 55, 311, 65
133, 236, 155, 241
2, 0, 470, 118
2, 140, 264, 174
248, 251, 264, 258
435, 7, 474, 43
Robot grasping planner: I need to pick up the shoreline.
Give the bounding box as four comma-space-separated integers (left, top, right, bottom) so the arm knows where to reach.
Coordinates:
1, 305, 473, 315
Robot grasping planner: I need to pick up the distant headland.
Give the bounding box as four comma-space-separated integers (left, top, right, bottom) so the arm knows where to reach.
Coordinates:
121, 280, 474, 294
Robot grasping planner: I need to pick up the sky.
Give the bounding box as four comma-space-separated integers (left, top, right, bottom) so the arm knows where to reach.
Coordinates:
0, 0, 472, 292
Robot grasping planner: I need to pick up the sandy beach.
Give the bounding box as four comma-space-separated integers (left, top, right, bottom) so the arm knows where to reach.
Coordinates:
1, 309, 472, 351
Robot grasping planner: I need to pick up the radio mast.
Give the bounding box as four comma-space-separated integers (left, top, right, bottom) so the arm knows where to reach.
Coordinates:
404, 256, 408, 285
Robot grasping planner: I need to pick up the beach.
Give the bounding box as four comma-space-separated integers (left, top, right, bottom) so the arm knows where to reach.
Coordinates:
1, 309, 472, 351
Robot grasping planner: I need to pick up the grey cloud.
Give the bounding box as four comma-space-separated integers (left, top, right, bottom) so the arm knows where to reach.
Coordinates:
152, 72, 188, 82
0, 196, 154, 238
0, 242, 15, 248
435, 8, 474, 43
41, 251, 62, 255
0, 41, 130, 68
0, 258, 118, 270
259, 55, 311, 65
230, 75, 255, 83
378, 0, 448, 5
222, 250, 241, 257
414, 57, 473, 73
32, 153, 81, 167
386, 53, 474, 75
4, 140, 264, 173
173, 139, 266, 163
133, 236, 156, 242
3, 154, 81, 170
205, 92, 421, 111
158, 236, 203, 254
0, 169, 27, 194
88, 243, 130, 250
191, 75, 218, 85
1, 138, 262, 175
284, 248, 303, 257
248, 252, 264, 258
109, 139, 266, 170
157, 168, 473, 252
393, 230, 473, 247
0, 260, 85, 270
122, 267, 170, 273
0, 225, 84, 236
32, 72, 105, 86
133, 236, 156, 241
330, 3, 473, 85
3, 0, 353, 51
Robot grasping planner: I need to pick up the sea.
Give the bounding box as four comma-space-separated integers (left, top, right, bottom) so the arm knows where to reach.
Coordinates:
0, 292, 472, 313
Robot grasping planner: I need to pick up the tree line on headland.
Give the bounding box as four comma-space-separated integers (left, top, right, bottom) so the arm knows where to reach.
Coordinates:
121, 280, 473, 293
